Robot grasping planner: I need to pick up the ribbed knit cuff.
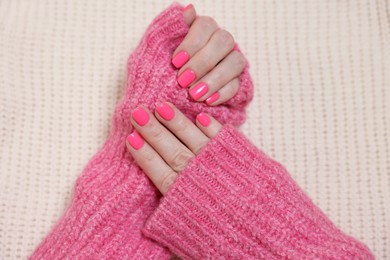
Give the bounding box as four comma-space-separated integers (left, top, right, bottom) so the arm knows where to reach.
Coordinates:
143, 125, 374, 259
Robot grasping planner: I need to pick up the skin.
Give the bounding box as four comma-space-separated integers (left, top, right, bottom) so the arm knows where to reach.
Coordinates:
178, 5, 246, 105
126, 5, 244, 194
127, 103, 222, 195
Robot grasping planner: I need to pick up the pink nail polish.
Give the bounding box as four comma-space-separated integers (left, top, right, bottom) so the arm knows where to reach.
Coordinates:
156, 102, 175, 121
131, 107, 149, 126
182, 4, 193, 12
206, 92, 219, 105
127, 131, 144, 150
172, 51, 190, 68
196, 113, 211, 127
190, 82, 209, 101
177, 69, 196, 88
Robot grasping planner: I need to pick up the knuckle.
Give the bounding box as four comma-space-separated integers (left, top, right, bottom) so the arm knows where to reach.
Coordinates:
228, 84, 240, 97
217, 29, 235, 47
232, 51, 247, 70
159, 172, 177, 194
148, 123, 164, 140
141, 148, 155, 162
198, 16, 217, 29
232, 79, 240, 91
187, 37, 202, 52
187, 17, 218, 52
172, 117, 188, 133
169, 150, 194, 172
226, 79, 240, 95
193, 58, 212, 73
193, 140, 210, 155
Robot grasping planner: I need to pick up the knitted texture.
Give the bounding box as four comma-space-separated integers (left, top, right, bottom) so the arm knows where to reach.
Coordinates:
143, 125, 374, 259
30, 3, 253, 259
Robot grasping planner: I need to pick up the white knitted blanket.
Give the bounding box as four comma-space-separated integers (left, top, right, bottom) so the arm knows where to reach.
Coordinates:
0, 0, 389, 258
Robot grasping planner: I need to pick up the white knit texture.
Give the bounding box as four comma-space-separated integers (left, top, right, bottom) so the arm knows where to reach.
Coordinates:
0, 0, 389, 259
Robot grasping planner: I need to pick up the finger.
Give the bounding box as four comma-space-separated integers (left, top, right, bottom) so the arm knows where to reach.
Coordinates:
205, 78, 240, 106
188, 50, 246, 102
131, 106, 195, 172
172, 16, 219, 69
195, 112, 223, 139
182, 4, 196, 26
126, 131, 177, 195
177, 29, 235, 88
155, 102, 210, 155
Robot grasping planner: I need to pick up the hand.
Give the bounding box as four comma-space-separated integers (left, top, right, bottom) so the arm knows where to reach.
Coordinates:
126, 102, 222, 195
176, 4, 246, 105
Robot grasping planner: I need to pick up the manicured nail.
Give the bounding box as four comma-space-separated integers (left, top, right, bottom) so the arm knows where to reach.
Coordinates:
190, 82, 209, 101
177, 69, 196, 88
131, 107, 149, 126
127, 131, 144, 150
156, 102, 175, 121
182, 4, 193, 12
172, 50, 190, 68
196, 113, 211, 127
205, 92, 219, 105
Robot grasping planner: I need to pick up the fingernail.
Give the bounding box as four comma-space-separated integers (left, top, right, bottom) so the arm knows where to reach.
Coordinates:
177, 69, 196, 88
182, 4, 193, 12
196, 113, 211, 127
127, 131, 144, 150
205, 92, 219, 105
156, 102, 175, 121
131, 107, 149, 126
189, 82, 208, 101
172, 50, 190, 68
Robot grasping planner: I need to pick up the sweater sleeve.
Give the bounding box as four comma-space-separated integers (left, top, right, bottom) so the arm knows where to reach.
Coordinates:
142, 125, 374, 259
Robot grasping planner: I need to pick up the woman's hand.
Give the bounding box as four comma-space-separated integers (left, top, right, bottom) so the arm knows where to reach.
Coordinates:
126, 4, 248, 195
126, 102, 222, 195
175, 4, 246, 105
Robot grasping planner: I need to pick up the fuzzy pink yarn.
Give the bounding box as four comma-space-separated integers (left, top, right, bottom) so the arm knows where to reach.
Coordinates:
143, 125, 374, 259
30, 2, 372, 259
30, 3, 253, 259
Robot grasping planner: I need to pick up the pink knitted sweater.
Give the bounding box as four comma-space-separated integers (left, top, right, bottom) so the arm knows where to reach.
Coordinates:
31, 3, 252, 259
31, 3, 373, 259
143, 125, 374, 259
